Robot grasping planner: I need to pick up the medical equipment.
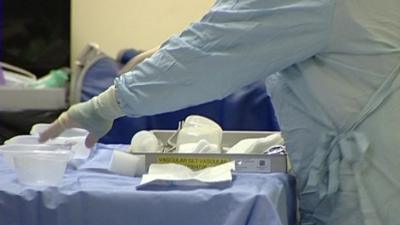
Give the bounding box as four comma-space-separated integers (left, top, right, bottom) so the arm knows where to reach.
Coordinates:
177, 139, 220, 154
131, 130, 288, 173
122, 115, 287, 173
176, 115, 223, 153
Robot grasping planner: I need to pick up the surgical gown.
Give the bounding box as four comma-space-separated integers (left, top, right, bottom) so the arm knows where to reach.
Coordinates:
115, 0, 400, 224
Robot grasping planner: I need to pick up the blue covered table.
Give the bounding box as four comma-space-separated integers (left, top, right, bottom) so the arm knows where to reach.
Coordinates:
0, 144, 296, 225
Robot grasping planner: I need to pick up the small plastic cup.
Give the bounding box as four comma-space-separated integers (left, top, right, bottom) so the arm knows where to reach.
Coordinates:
14, 151, 72, 186
0, 144, 73, 186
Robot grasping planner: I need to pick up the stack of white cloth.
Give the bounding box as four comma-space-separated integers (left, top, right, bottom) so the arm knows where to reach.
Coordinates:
137, 161, 235, 190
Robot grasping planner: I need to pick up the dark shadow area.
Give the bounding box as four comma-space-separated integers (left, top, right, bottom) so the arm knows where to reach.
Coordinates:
0, 0, 70, 143
1, 0, 70, 76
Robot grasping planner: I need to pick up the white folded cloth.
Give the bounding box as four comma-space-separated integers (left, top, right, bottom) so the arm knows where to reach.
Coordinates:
137, 161, 235, 189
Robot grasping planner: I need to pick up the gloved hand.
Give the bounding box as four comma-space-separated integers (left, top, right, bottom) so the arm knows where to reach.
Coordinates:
39, 86, 125, 148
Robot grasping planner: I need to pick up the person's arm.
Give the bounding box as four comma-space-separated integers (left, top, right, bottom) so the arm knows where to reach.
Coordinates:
39, 86, 124, 147
40, 0, 335, 146
116, 0, 336, 117
119, 45, 160, 74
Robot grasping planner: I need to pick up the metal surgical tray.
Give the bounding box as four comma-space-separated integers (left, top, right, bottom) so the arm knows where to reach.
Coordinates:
130, 130, 288, 173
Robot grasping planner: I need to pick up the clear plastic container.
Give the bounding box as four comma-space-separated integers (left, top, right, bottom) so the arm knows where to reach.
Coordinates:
30, 123, 89, 137
6, 135, 90, 159
0, 144, 73, 186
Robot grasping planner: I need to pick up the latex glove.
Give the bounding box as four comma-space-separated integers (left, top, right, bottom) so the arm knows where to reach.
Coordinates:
39, 86, 125, 147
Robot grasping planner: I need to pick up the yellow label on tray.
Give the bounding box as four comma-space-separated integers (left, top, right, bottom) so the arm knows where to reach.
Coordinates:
156, 156, 231, 170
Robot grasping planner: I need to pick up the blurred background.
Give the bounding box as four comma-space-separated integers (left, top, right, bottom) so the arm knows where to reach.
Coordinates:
2, 0, 214, 76
0, 0, 215, 143
1, 0, 70, 76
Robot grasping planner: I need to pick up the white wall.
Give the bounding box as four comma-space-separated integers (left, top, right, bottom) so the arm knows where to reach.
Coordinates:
71, 0, 214, 62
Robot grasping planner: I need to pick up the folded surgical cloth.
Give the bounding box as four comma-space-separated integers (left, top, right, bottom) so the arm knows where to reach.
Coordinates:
137, 161, 235, 190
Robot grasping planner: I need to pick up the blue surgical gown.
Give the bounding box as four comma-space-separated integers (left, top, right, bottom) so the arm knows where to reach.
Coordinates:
115, 0, 400, 224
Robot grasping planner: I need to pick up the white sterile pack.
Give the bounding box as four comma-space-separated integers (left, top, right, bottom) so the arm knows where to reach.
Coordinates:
137, 161, 235, 189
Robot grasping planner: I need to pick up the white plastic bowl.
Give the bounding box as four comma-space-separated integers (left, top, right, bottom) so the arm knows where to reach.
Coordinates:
0, 144, 73, 186
176, 115, 223, 153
